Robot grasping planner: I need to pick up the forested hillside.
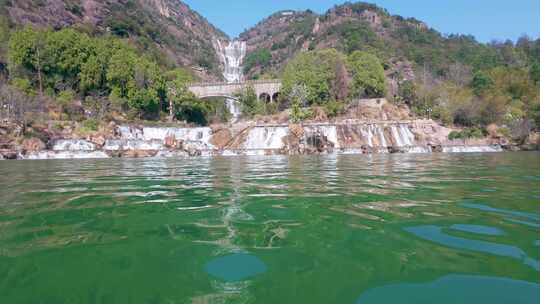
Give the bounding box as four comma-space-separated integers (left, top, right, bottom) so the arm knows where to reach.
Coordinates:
1, 0, 227, 79
240, 2, 540, 139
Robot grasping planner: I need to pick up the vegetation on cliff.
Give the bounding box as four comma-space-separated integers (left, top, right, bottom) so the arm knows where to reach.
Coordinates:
1, 0, 227, 77
1, 26, 227, 126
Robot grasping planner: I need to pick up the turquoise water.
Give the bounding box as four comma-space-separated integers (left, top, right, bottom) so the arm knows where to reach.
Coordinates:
0, 152, 539, 303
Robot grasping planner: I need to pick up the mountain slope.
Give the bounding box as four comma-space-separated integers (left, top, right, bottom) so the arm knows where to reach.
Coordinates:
239, 2, 510, 83
2, 0, 228, 80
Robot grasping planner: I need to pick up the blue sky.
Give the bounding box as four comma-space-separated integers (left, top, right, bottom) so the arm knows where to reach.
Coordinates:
183, 0, 540, 43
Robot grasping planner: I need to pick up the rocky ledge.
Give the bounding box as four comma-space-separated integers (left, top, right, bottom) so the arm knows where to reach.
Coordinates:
1, 120, 530, 160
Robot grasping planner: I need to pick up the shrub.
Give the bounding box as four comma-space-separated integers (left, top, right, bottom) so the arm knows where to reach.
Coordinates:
448, 131, 461, 140
82, 118, 99, 131
324, 100, 345, 117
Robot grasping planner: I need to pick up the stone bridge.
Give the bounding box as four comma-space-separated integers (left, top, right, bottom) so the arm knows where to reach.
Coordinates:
188, 80, 282, 102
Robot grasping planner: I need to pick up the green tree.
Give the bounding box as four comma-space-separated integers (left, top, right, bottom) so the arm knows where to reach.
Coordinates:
166, 68, 194, 121
530, 62, 540, 84
0, 15, 9, 67
125, 57, 165, 117
236, 85, 263, 117
107, 46, 136, 93
347, 51, 387, 98
398, 80, 417, 104
8, 26, 47, 96
282, 49, 345, 105
244, 49, 272, 74
471, 71, 494, 96
45, 29, 92, 86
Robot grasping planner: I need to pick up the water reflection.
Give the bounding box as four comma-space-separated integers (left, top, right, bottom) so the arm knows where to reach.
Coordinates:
405, 225, 540, 270
461, 202, 540, 221
356, 275, 540, 304
205, 254, 267, 282
450, 224, 505, 236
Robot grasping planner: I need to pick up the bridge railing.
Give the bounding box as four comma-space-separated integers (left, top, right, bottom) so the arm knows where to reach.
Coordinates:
188, 79, 282, 88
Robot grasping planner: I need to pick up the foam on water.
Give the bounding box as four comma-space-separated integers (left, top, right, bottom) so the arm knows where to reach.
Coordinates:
243, 126, 289, 150
52, 140, 96, 151
443, 145, 503, 153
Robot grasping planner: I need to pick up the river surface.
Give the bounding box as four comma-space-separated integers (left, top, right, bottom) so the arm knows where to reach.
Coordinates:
0, 152, 539, 303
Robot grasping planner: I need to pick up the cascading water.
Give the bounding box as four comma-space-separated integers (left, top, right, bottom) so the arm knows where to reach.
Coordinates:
18, 123, 507, 160
214, 40, 246, 121
243, 127, 289, 150
52, 140, 96, 151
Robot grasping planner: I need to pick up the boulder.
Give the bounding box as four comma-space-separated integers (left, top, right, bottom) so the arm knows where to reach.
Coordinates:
21, 138, 46, 153
305, 133, 334, 153
88, 135, 106, 147
0, 150, 19, 159
209, 128, 232, 148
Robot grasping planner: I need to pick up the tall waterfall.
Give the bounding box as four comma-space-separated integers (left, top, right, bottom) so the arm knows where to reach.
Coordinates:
214, 40, 246, 120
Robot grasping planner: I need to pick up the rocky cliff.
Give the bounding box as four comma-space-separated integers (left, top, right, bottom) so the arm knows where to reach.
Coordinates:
3, 0, 228, 80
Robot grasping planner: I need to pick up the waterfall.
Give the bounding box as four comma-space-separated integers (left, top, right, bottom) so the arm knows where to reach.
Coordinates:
389, 125, 415, 147
243, 126, 289, 150
214, 40, 246, 83
117, 126, 214, 150
304, 125, 341, 149
214, 39, 247, 121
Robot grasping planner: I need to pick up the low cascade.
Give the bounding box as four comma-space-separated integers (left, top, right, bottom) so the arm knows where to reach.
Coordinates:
442, 145, 503, 153
338, 124, 418, 149
389, 124, 416, 147
25, 151, 109, 159
117, 126, 214, 150
214, 39, 246, 120
52, 140, 96, 151
243, 126, 289, 150
103, 140, 164, 151
304, 125, 341, 149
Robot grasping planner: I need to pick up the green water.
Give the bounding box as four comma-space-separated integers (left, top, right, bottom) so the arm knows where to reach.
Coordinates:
0, 152, 539, 303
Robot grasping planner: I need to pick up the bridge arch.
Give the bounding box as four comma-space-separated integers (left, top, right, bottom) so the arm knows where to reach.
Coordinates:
188, 80, 282, 114
259, 93, 271, 103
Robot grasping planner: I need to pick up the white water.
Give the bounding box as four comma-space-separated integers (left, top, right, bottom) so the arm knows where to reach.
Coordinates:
243, 127, 289, 150
392, 125, 416, 147
103, 140, 164, 151
16, 124, 508, 160
214, 40, 246, 83
442, 145, 503, 153
25, 151, 109, 160
304, 125, 341, 149
117, 126, 214, 150
52, 140, 96, 151
214, 39, 246, 121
